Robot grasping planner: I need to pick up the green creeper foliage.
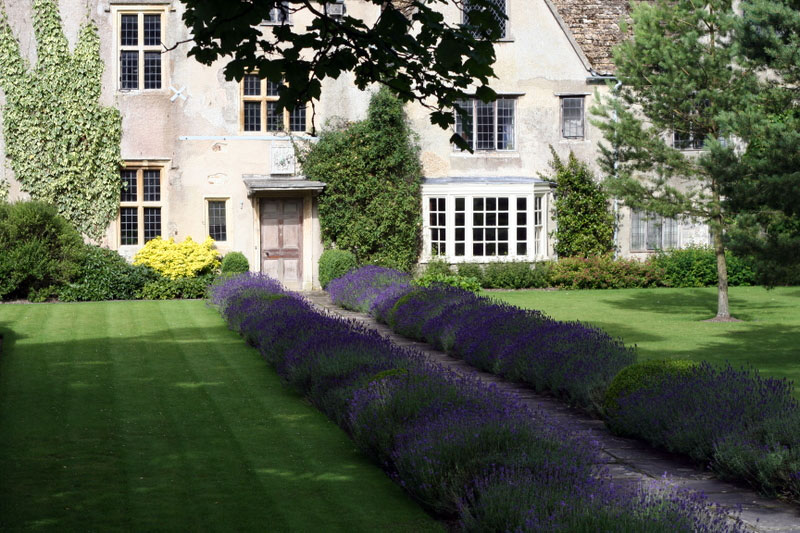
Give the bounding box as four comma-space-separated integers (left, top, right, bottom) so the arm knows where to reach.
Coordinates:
300, 88, 422, 271
318, 249, 358, 289
545, 149, 614, 258
180, 1, 505, 149
0, 0, 122, 240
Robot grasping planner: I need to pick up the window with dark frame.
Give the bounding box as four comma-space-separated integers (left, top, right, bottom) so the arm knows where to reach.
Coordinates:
631, 210, 678, 251
241, 75, 308, 133
561, 96, 584, 139
208, 200, 227, 242
119, 167, 162, 245
119, 12, 163, 90
454, 98, 516, 151
463, 0, 508, 39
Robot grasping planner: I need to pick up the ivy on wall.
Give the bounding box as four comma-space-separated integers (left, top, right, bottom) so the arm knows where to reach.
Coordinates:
0, 0, 121, 239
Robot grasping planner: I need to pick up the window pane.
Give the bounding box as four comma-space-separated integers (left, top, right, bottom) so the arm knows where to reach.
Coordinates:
244, 101, 262, 131
476, 101, 495, 150
120, 51, 139, 90
120, 14, 138, 46
120, 207, 138, 245
517, 243, 527, 255
454, 100, 474, 151
266, 102, 282, 131
143, 170, 160, 201
208, 201, 227, 241
463, 0, 508, 39
121, 170, 137, 202
455, 197, 465, 212
289, 106, 306, 132
562, 97, 584, 138
143, 14, 161, 46
663, 218, 678, 249
455, 243, 465, 256
143, 51, 161, 89
267, 80, 283, 97
243, 75, 261, 96
144, 207, 161, 242
631, 210, 645, 250
534, 196, 542, 226
646, 213, 662, 250
497, 99, 514, 150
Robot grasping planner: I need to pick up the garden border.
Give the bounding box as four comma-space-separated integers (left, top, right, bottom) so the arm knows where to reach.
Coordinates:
306, 290, 800, 532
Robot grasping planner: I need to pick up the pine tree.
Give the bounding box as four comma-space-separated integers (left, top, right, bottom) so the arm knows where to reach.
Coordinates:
721, 0, 800, 285
592, 0, 760, 320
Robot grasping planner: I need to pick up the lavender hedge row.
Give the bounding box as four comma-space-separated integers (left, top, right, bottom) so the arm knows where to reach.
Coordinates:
211, 273, 742, 532
329, 266, 636, 412
329, 266, 800, 501
607, 363, 800, 500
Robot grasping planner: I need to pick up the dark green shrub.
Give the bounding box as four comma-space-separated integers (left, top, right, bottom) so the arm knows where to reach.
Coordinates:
136, 273, 214, 300
649, 247, 756, 287
300, 88, 422, 271
0, 201, 85, 301
456, 263, 484, 286
319, 249, 358, 288
414, 272, 481, 292
550, 255, 663, 289
59, 245, 157, 302
603, 359, 698, 414
421, 256, 452, 277
483, 261, 543, 289
221, 251, 250, 274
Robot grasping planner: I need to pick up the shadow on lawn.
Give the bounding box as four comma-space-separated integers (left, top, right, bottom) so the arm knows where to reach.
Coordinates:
602, 289, 786, 321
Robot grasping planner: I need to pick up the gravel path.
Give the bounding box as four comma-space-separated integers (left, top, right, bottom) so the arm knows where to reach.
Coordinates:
305, 291, 800, 532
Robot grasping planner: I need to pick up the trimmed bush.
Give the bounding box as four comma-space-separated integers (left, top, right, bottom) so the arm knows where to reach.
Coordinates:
414, 272, 481, 293
603, 359, 698, 413
420, 256, 452, 277
649, 247, 756, 287
136, 273, 215, 300
0, 201, 85, 301
133, 236, 220, 279
220, 251, 250, 274
59, 245, 157, 302
318, 249, 358, 288
483, 261, 551, 289
211, 274, 742, 532
456, 263, 484, 286
550, 255, 663, 289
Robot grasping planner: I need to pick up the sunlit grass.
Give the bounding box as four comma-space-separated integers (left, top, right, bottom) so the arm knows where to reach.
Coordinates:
488, 286, 800, 397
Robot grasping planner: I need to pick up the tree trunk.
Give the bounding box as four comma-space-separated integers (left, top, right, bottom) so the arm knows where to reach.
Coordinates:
712, 220, 731, 320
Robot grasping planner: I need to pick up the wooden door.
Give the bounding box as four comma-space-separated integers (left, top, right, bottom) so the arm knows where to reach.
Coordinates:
260, 198, 303, 286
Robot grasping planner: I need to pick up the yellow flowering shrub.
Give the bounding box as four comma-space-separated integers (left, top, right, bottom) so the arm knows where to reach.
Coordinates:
133, 236, 220, 279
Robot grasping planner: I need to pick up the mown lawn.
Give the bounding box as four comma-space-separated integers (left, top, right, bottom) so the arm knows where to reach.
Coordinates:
489, 286, 800, 396
0, 300, 440, 532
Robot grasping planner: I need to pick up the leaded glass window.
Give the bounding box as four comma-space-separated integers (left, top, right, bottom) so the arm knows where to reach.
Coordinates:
454, 98, 516, 151
118, 11, 163, 90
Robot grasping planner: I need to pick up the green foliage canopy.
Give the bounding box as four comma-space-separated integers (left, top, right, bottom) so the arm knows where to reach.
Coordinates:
0, 0, 122, 240
721, 0, 800, 285
300, 88, 422, 271
178, 0, 505, 150
592, 0, 761, 318
545, 149, 614, 258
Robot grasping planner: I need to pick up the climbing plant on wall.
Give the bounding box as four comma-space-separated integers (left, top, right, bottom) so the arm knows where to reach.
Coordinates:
0, 0, 121, 239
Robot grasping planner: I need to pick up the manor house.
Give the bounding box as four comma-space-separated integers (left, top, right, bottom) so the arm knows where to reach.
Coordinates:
0, 0, 711, 290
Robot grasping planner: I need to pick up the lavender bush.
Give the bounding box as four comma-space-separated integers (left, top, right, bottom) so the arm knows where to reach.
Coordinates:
327, 265, 411, 313
607, 362, 800, 500
338, 267, 635, 411
209, 273, 744, 531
